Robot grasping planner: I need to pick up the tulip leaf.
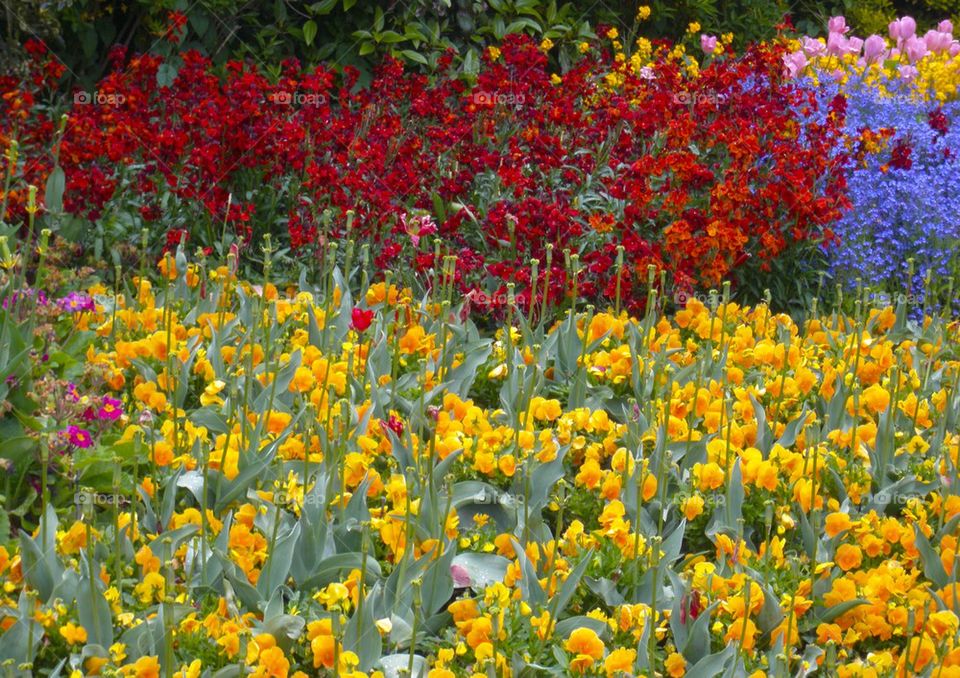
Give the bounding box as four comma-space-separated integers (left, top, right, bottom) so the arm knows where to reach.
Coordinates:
913, 525, 948, 589
511, 538, 547, 608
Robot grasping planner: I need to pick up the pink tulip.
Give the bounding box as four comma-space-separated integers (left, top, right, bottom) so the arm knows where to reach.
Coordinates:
826, 31, 847, 56
828, 16, 849, 34
898, 64, 919, 81
904, 35, 928, 62
801, 36, 827, 57
938, 20, 953, 34
950, 42, 960, 57
782, 50, 808, 78
924, 30, 952, 52
889, 16, 917, 42
863, 34, 887, 63
846, 36, 863, 55
700, 34, 718, 55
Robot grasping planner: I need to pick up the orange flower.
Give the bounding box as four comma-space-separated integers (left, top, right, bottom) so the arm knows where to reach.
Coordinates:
824, 512, 852, 538
565, 627, 605, 660
835, 544, 863, 572
604, 648, 636, 676
724, 618, 757, 650
257, 646, 289, 678
861, 383, 890, 415
681, 495, 705, 520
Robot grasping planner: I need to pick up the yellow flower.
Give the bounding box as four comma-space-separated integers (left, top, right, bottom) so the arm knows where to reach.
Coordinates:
687, 22, 701, 34
60, 621, 88, 645
487, 46, 501, 60
606, 27, 619, 40
540, 38, 554, 52
636, 5, 651, 20
134, 572, 166, 604
664, 652, 686, 677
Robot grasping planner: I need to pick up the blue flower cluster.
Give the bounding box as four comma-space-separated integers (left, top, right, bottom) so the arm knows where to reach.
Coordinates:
804, 79, 960, 313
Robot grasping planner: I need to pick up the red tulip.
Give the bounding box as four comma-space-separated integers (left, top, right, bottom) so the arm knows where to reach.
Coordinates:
351, 307, 374, 332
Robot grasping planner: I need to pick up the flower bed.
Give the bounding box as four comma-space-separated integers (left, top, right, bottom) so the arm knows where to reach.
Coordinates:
1, 33, 849, 314
0, 245, 958, 676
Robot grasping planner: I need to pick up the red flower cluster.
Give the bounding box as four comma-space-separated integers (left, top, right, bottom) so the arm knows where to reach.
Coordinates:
1, 35, 848, 313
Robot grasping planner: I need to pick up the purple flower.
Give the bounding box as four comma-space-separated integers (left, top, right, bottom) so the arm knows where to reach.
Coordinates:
57, 292, 95, 313
62, 425, 94, 449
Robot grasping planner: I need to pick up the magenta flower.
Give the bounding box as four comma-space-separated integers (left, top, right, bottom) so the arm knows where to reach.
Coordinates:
98, 397, 123, 421
62, 426, 94, 449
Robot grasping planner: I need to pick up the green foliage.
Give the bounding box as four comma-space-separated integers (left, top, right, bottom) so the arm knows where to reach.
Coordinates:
2, 0, 608, 82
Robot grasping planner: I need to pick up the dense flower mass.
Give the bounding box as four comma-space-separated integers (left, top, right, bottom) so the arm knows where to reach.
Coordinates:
786, 15, 960, 312
1, 33, 849, 313
1, 244, 959, 676
785, 15, 960, 102
2, 8, 960, 678
813, 81, 960, 306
